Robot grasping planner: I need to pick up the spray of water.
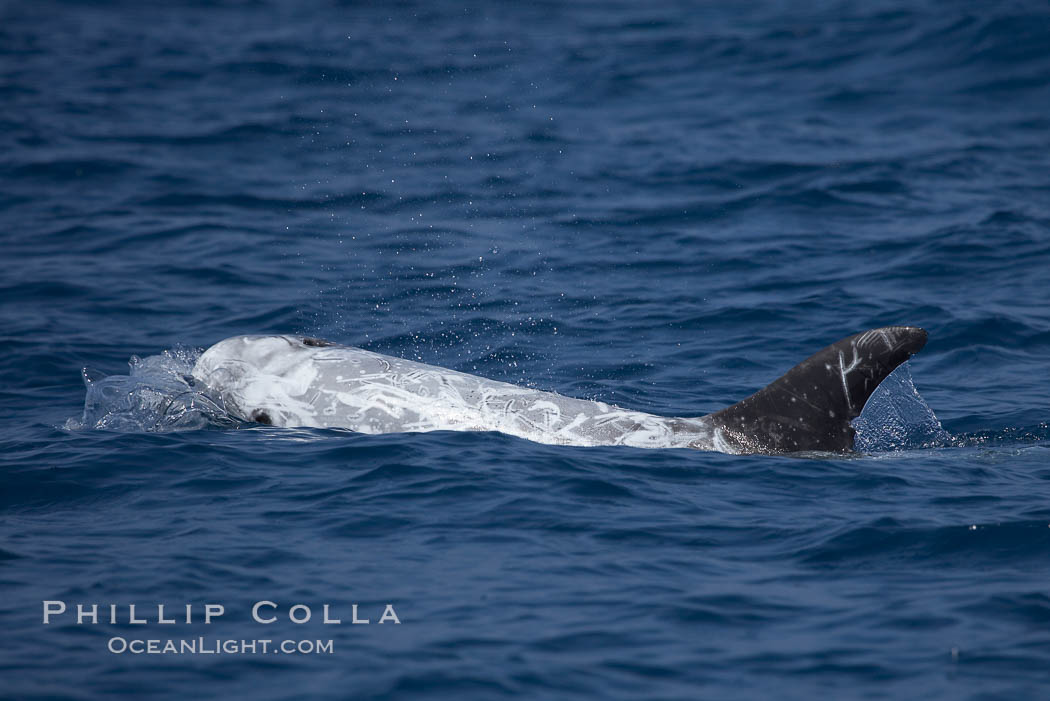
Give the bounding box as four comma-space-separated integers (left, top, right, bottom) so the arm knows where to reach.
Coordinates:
852, 363, 953, 452
65, 347, 236, 432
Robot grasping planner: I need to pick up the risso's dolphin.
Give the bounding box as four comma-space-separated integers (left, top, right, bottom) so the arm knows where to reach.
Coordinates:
191, 326, 927, 454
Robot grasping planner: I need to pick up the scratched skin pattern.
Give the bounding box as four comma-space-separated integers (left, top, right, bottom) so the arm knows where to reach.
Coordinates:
192, 336, 719, 451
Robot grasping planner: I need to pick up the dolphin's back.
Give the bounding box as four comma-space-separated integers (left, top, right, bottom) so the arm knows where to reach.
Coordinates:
192, 326, 927, 454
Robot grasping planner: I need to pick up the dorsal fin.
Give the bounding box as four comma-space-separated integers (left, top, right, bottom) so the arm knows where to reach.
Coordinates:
705, 326, 928, 454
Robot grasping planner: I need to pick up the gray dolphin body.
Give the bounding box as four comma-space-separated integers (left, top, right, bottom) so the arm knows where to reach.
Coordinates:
191, 326, 927, 454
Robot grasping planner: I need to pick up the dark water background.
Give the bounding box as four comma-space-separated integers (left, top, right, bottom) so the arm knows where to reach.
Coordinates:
3, 0, 1049, 698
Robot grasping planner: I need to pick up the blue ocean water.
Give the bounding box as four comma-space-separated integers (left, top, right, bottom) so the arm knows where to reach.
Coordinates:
2, 0, 1049, 698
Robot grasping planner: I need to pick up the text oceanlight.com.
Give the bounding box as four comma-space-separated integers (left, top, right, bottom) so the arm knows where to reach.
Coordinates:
108, 637, 334, 655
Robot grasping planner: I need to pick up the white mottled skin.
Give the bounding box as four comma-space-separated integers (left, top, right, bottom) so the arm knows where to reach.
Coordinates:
192, 335, 719, 451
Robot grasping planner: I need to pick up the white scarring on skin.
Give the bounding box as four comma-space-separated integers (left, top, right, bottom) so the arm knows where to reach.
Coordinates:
192, 335, 717, 451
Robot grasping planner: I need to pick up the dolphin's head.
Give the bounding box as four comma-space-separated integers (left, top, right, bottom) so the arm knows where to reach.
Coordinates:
191, 335, 334, 426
